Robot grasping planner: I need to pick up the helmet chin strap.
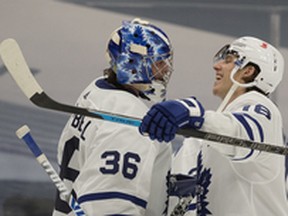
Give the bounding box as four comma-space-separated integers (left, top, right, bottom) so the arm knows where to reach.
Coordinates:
216, 82, 239, 112
216, 61, 258, 113
229, 63, 257, 89
216, 65, 240, 113
215, 65, 240, 157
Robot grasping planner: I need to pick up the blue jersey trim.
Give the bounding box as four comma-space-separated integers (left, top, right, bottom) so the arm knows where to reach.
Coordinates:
78, 191, 147, 209
242, 113, 264, 142
232, 112, 264, 142
232, 149, 254, 161
187, 202, 196, 211
95, 79, 117, 90
233, 113, 254, 140
232, 113, 261, 160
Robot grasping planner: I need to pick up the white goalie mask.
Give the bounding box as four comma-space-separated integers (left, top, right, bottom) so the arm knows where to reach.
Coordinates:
214, 36, 284, 94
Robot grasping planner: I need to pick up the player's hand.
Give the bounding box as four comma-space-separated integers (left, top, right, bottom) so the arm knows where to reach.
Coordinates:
139, 97, 205, 142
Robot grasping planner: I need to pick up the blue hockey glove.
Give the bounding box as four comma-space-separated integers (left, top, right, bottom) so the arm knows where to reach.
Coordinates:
139, 97, 205, 142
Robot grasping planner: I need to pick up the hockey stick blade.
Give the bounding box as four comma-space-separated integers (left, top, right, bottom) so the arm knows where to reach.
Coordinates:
16, 125, 86, 216
1, 38, 288, 156
0, 38, 142, 127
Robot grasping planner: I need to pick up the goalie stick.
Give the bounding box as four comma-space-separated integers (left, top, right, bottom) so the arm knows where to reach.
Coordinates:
1, 38, 288, 156
16, 125, 86, 216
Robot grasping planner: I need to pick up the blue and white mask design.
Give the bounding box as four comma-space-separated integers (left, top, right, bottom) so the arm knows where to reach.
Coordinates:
106, 18, 173, 102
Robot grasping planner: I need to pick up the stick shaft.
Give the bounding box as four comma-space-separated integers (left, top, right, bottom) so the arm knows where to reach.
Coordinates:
1, 38, 287, 155
16, 125, 86, 216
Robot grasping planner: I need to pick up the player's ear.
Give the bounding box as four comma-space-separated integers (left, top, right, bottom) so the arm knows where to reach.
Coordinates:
243, 65, 256, 77
241, 65, 257, 83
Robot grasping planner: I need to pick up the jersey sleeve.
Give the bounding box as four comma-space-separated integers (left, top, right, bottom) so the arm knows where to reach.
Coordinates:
201, 93, 284, 182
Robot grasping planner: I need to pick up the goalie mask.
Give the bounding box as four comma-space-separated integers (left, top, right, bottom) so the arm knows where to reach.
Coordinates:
214, 36, 284, 94
106, 18, 173, 102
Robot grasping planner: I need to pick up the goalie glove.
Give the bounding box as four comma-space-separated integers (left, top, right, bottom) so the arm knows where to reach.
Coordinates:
139, 97, 205, 142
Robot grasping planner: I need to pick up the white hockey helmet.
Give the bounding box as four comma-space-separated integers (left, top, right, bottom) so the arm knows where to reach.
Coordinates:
214, 36, 284, 94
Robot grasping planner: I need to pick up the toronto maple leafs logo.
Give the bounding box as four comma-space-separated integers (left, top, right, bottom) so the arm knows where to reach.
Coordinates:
195, 151, 212, 215
169, 150, 212, 216
186, 151, 212, 216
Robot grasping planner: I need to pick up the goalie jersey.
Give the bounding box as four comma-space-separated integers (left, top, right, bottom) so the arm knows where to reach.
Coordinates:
52, 77, 171, 216
169, 91, 288, 216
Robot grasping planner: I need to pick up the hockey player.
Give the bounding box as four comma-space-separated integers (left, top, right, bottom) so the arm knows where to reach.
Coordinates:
140, 36, 288, 215
52, 18, 174, 216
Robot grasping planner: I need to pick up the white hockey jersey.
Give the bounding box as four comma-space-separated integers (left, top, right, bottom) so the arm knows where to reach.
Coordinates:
52, 77, 172, 216
169, 91, 288, 216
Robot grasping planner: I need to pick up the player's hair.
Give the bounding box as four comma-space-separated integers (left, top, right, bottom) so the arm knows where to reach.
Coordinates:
104, 68, 150, 100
